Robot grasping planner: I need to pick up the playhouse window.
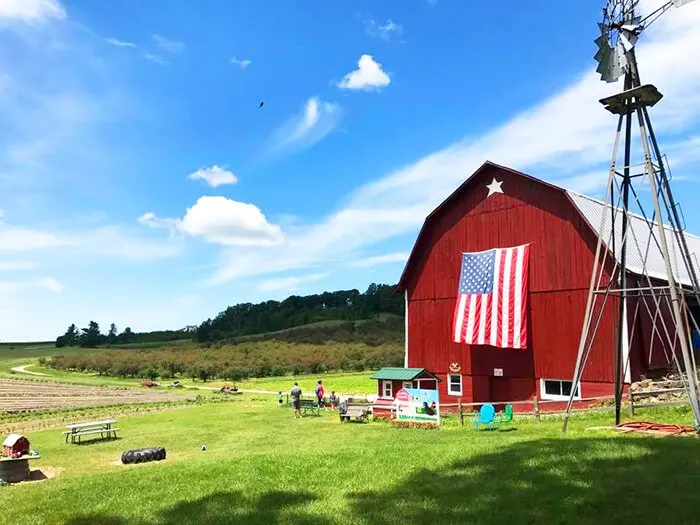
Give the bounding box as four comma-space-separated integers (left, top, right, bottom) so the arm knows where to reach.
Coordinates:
541, 379, 580, 401
382, 380, 393, 398
448, 374, 462, 396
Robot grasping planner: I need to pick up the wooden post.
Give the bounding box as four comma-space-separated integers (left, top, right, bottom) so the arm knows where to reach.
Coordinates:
533, 396, 540, 421
458, 399, 464, 427
629, 392, 635, 416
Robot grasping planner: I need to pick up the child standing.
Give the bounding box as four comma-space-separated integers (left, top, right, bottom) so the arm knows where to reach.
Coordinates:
277, 391, 283, 407
329, 391, 337, 410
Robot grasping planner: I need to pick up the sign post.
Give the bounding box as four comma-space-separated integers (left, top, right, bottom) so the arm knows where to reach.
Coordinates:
393, 388, 440, 426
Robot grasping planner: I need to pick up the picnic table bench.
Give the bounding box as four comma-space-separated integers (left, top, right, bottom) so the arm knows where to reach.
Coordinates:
299, 398, 320, 416
62, 419, 120, 444
339, 400, 371, 422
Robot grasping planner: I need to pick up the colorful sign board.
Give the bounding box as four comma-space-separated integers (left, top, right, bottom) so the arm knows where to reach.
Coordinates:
393, 387, 440, 425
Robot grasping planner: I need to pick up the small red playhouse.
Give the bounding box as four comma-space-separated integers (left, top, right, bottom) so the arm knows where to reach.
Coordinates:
2, 434, 29, 458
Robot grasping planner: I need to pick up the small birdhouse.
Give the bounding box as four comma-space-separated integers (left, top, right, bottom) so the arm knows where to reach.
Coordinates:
2, 434, 30, 458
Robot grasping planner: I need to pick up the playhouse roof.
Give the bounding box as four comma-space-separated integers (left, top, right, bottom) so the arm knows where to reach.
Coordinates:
370, 367, 441, 382
2, 434, 25, 447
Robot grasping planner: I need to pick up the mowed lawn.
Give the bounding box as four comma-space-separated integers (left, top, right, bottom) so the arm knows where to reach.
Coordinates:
1, 399, 700, 524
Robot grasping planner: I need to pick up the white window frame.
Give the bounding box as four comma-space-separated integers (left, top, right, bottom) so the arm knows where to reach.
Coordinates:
381, 380, 393, 398
539, 378, 581, 401
402, 381, 412, 390
447, 374, 462, 396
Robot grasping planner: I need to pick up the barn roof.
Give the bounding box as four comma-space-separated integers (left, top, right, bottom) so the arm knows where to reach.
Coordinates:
2, 434, 25, 447
370, 367, 441, 381
397, 161, 700, 291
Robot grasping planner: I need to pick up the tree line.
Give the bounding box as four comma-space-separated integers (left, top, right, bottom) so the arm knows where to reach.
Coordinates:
54, 283, 403, 347
55, 322, 194, 348
195, 283, 403, 342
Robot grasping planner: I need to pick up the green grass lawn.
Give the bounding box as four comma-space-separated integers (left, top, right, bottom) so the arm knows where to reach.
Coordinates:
1, 397, 699, 524
234, 371, 375, 395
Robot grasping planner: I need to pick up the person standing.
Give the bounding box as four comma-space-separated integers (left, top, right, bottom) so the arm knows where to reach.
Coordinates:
315, 380, 325, 410
291, 382, 302, 418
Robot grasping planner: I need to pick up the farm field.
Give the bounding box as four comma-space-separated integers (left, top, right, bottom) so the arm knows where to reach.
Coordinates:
0, 378, 191, 413
1, 397, 699, 524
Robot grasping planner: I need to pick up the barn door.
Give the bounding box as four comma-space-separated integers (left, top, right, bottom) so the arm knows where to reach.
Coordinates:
489, 377, 510, 409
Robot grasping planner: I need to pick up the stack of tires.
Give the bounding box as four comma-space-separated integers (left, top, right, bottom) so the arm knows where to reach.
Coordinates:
121, 447, 166, 464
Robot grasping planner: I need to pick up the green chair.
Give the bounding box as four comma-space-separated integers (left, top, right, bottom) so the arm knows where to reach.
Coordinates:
495, 404, 513, 426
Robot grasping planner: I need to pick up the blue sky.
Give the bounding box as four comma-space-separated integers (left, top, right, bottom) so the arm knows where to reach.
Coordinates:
2, 0, 700, 341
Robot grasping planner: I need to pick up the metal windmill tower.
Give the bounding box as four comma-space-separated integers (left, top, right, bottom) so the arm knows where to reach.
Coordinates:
562, 0, 700, 432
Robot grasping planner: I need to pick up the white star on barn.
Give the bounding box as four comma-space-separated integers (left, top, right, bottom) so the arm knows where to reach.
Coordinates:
486, 178, 504, 197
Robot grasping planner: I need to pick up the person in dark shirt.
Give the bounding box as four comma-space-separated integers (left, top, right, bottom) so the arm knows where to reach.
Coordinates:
291, 382, 302, 418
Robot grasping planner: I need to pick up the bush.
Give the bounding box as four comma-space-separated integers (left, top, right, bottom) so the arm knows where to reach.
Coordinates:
390, 420, 439, 430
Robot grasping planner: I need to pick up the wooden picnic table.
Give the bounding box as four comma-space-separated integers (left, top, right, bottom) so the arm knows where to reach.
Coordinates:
63, 419, 119, 444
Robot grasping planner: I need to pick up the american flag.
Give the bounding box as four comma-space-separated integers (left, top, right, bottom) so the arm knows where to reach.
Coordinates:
452, 244, 530, 349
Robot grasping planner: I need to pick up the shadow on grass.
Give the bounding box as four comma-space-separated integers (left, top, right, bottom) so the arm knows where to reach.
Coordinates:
349, 436, 700, 524
61, 436, 700, 525
66, 490, 330, 525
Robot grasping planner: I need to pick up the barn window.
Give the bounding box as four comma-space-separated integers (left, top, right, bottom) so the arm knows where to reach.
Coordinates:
540, 379, 580, 401
448, 374, 462, 396
382, 381, 393, 398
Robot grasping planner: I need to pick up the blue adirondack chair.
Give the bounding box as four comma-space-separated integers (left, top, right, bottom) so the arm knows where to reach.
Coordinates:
474, 403, 495, 431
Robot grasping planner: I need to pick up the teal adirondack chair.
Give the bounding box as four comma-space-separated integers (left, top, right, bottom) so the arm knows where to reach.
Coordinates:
495, 404, 513, 426
474, 403, 495, 431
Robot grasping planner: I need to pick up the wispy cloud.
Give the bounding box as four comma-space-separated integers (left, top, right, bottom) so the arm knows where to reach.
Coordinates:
337, 55, 391, 91
351, 252, 410, 268
0, 276, 63, 295
258, 272, 328, 293
365, 18, 403, 41
188, 165, 238, 187
0, 0, 66, 23
105, 37, 136, 48
231, 56, 252, 69
206, 0, 700, 285
143, 52, 168, 66
270, 97, 342, 154
152, 34, 185, 54
0, 261, 38, 272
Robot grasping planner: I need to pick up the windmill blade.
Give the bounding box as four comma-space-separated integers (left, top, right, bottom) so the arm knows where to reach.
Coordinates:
619, 31, 638, 52
672, 0, 698, 7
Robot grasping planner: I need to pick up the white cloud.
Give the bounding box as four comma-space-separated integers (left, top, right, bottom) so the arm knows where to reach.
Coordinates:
142, 196, 283, 247
337, 54, 391, 91
188, 165, 238, 187
272, 97, 342, 152
352, 252, 410, 268
0, 276, 63, 295
208, 0, 700, 284
0, 261, 38, 271
105, 37, 136, 48
152, 34, 185, 54
365, 18, 403, 41
231, 56, 252, 69
259, 272, 328, 293
35, 276, 63, 292
0, 0, 66, 22
0, 213, 180, 259
143, 53, 168, 66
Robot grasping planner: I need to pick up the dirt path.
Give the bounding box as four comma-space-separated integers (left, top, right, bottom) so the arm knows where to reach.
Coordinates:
10, 364, 49, 376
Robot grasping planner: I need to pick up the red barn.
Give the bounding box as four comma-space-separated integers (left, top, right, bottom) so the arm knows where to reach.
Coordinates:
396, 161, 700, 406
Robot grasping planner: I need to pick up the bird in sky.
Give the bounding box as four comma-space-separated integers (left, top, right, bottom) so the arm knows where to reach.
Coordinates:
259, 101, 264, 109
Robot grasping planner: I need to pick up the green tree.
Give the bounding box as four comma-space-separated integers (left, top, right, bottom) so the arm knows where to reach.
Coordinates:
79, 321, 106, 348
56, 323, 80, 348
107, 323, 118, 345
